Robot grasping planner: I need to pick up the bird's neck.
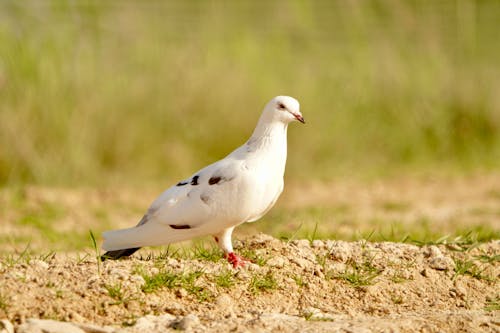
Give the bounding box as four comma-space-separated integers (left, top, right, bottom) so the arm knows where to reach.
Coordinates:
247, 118, 288, 151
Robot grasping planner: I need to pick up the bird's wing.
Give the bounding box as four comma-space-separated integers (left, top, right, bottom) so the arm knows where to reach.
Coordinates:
148, 158, 244, 226
102, 158, 248, 250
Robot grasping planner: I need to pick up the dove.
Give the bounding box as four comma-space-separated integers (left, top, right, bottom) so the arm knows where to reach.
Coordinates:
101, 96, 304, 267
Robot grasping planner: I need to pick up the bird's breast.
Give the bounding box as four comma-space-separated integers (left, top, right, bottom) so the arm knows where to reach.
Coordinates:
238, 156, 285, 222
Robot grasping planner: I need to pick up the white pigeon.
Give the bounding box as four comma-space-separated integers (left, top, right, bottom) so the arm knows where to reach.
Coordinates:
102, 96, 304, 267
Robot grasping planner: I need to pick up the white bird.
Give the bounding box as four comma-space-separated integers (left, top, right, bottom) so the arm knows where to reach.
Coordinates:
102, 96, 304, 267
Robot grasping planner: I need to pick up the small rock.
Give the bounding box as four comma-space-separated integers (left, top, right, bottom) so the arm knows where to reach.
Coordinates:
155, 314, 176, 325
17, 319, 85, 333
454, 283, 467, 297
313, 265, 325, 278
0, 319, 14, 333
345, 327, 372, 333
330, 262, 346, 273
290, 257, 311, 269
267, 257, 286, 268
164, 302, 185, 316
176, 288, 188, 298
330, 246, 351, 262
246, 262, 260, 271
257, 313, 292, 329
87, 275, 100, 285
423, 245, 442, 258
292, 239, 311, 248
450, 286, 467, 299
172, 314, 200, 330
107, 268, 128, 280
74, 323, 113, 333
166, 258, 180, 267
429, 256, 453, 270
68, 312, 85, 323
216, 294, 234, 316
252, 233, 275, 244
32, 260, 49, 270
311, 240, 325, 248
133, 314, 176, 331
133, 316, 156, 331
302, 307, 322, 317
130, 274, 145, 285
216, 294, 232, 308
302, 307, 335, 321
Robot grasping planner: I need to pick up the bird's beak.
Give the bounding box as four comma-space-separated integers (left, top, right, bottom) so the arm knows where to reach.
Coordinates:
294, 114, 305, 124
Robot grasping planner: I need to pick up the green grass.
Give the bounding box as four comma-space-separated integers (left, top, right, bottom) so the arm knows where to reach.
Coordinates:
391, 294, 404, 305
247, 206, 500, 245
485, 297, 500, 311
0, 244, 55, 267
12, 202, 85, 247
452, 258, 494, 282
0, 243, 32, 267
89, 230, 102, 275
0, 293, 9, 312
104, 282, 133, 306
0, 189, 99, 252
138, 242, 223, 263
140, 269, 186, 293
0, 1, 499, 186
248, 271, 278, 294
138, 247, 181, 262
334, 258, 382, 287
293, 275, 308, 288
379, 201, 411, 212
239, 249, 268, 267
190, 243, 224, 263
474, 254, 500, 264
17, 203, 65, 230
138, 268, 212, 302
214, 269, 236, 289
409, 232, 494, 252
390, 270, 413, 284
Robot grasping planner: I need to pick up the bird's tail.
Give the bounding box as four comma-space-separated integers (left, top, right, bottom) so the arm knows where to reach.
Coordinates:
100, 215, 149, 260
102, 221, 205, 256
101, 247, 141, 261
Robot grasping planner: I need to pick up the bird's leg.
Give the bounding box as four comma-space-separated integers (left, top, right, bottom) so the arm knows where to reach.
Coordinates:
213, 226, 251, 268
224, 252, 248, 268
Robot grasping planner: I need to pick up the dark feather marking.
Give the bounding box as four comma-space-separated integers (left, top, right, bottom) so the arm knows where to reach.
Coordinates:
169, 224, 191, 229
191, 175, 200, 185
101, 248, 140, 261
176, 181, 188, 186
208, 176, 222, 185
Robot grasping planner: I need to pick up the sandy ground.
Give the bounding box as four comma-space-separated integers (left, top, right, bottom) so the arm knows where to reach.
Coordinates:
0, 235, 499, 332
0, 174, 499, 332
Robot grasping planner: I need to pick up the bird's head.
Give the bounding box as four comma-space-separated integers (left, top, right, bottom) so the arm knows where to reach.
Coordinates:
265, 96, 304, 124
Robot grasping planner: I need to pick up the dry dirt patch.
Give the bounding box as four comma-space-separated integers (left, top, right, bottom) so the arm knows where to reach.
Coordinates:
0, 235, 498, 332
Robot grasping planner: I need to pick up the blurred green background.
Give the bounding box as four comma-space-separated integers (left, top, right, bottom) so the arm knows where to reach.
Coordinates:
1, 0, 499, 186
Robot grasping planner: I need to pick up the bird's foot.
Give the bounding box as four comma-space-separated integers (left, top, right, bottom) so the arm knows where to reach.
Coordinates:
225, 252, 251, 268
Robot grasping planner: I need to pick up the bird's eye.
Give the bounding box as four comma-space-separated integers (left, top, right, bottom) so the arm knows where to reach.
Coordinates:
277, 102, 286, 110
